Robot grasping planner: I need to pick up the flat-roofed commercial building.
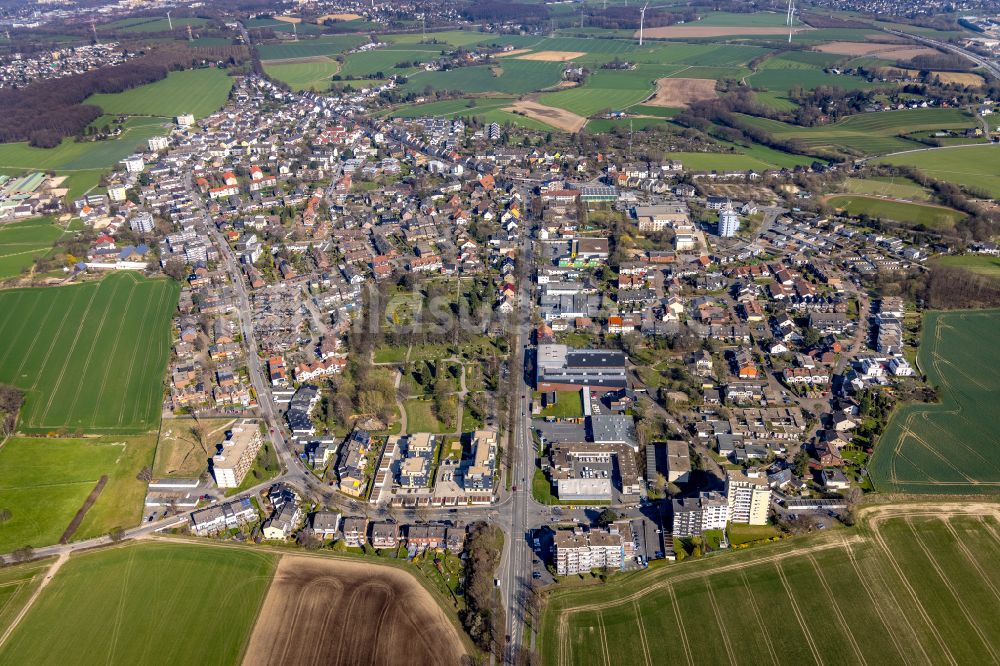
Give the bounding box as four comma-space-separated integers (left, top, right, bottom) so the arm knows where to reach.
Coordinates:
536, 344, 628, 392
212, 420, 263, 488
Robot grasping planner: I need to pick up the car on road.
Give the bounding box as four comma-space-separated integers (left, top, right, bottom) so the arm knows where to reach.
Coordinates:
532, 571, 542, 579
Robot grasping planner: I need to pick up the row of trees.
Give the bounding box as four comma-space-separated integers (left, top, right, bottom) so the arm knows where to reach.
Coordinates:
462, 522, 506, 657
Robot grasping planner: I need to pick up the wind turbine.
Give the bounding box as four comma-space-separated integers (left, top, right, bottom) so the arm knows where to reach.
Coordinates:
786, 0, 795, 43
638, 4, 670, 46
166, 11, 172, 31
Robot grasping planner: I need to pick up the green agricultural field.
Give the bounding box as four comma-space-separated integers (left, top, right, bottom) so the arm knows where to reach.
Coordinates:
339, 48, 437, 78
760, 50, 845, 69
382, 30, 493, 48
0, 216, 67, 280
931, 254, 1000, 277
739, 108, 976, 156
667, 144, 816, 172
689, 11, 791, 27
844, 176, 931, 201
880, 144, 1000, 197
256, 35, 367, 61
871, 310, 1000, 494
0, 122, 168, 172
0, 435, 156, 552
0, 542, 276, 666
402, 60, 564, 95
825, 195, 964, 229
748, 67, 876, 100
263, 57, 340, 91
539, 65, 684, 117
86, 68, 234, 119
0, 559, 53, 636
539, 507, 1000, 666
0, 272, 178, 433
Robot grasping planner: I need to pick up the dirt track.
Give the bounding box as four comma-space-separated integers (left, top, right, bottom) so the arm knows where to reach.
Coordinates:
646, 77, 717, 107
517, 50, 585, 62
243, 556, 466, 666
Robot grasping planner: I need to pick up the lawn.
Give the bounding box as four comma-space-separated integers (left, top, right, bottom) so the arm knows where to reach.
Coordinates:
85, 68, 234, 120
539, 508, 1000, 665
536, 390, 584, 419
879, 144, 1000, 197
931, 254, 1000, 277
0, 272, 179, 433
0, 435, 157, 552
404, 399, 454, 434
263, 57, 340, 91
825, 195, 965, 229
740, 108, 976, 156
727, 523, 780, 546
0, 542, 276, 666
870, 310, 1000, 494
108, 17, 209, 33
0, 216, 67, 280
339, 49, 438, 78
665, 147, 815, 172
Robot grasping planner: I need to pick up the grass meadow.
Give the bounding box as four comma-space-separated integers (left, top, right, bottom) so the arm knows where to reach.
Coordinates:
931, 254, 1000, 277
0, 542, 277, 666
539, 508, 1000, 666
85, 68, 234, 119
824, 195, 964, 229
871, 310, 1000, 494
0, 216, 67, 280
0, 558, 54, 637
256, 35, 367, 61
880, 144, 1000, 197
0, 273, 178, 433
844, 176, 931, 201
0, 435, 156, 552
0, 122, 167, 172
263, 57, 341, 91
402, 60, 565, 96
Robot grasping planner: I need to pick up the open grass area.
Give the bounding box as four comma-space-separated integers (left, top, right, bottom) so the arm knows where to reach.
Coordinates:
666, 145, 816, 172
107, 17, 208, 33
740, 108, 976, 156
262, 57, 340, 91
340, 48, 437, 78
391, 96, 559, 131
0, 542, 276, 665
727, 523, 780, 546
844, 176, 931, 201
0, 123, 168, 171
871, 310, 1000, 494
402, 60, 564, 96
536, 390, 584, 419
404, 399, 454, 433
931, 254, 1000, 277
539, 505, 1000, 666
0, 273, 178, 433
0, 435, 156, 552
879, 144, 1000, 197
0, 216, 67, 280
382, 30, 494, 48
86, 68, 234, 119
825, 195, 964, 229
256, 35, 367, 61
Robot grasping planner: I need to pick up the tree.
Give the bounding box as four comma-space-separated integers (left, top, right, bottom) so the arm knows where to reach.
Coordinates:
163, 258, 187, 281
108, 526, 126, 542
793, 448, 810, 477
0, 508, 11, 523
11, 546, 33, 563
596, 508, 618, 527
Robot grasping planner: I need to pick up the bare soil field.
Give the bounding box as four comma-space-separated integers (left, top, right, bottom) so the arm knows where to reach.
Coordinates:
637, 26, 809, 38
815, 41, 937, 58
506, 100, 587, 132
646, 77, 717, 107
243, 555, 466, 666
274, 15, 302, 24
316, 13, 362, 22
934, 71, 986, 86
496, 48, 533, 58
517, 50, 586, 62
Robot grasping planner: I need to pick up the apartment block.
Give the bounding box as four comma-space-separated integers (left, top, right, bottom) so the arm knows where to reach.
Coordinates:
726, 468, 771, 525
212, 420, 263, 488
672, 491, 729, 537
554, 527, 625, 575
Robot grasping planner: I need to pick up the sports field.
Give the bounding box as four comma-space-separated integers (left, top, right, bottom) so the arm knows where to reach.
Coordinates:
262, 57, 340, 91
740, 108, 977, 156
0, 273, 179, 433
0, 435, 157, 552
0, 216, 67, 280
85, 68, 234, 120
0, 542, 277, 665
539, 504, 1000, 666
825, 195, 964, 229
880, 144, 1000, 197
871, 310, 1000, 494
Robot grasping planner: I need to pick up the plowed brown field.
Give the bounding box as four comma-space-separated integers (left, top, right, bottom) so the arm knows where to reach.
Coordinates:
243, 556, 466, 666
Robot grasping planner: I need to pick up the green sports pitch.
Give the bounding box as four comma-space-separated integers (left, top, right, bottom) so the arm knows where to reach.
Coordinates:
0, 272, 179, 433
539, 506, 1000, 665
870, 309, 1000, 494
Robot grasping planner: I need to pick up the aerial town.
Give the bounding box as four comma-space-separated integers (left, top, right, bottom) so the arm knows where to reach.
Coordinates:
0, 0, 999, 664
